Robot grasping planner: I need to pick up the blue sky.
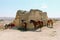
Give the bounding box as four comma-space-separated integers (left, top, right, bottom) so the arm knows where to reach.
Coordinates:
0, 0, 60, 18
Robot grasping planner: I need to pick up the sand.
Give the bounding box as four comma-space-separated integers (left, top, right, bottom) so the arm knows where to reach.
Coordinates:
0, 21, 60, 40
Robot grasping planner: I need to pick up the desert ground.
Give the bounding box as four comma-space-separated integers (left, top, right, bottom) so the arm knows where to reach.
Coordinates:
0, 21, 60, 40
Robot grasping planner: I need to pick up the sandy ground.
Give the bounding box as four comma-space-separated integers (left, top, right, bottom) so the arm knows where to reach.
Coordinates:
0, 21, 60, 40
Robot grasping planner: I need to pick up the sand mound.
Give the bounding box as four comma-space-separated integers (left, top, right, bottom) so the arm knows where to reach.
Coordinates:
0, 21, 60, 40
